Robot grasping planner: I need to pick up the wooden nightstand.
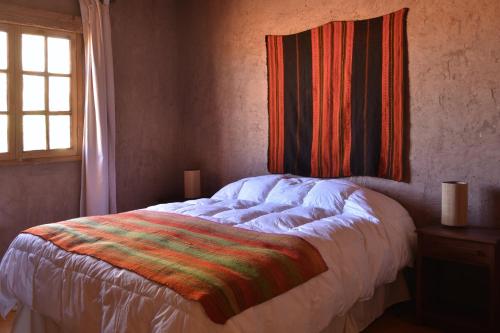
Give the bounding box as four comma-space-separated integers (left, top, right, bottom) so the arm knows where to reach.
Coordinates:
416, 225, 500, 332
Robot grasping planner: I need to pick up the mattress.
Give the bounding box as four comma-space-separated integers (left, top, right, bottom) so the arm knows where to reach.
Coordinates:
0, 174, 416, 333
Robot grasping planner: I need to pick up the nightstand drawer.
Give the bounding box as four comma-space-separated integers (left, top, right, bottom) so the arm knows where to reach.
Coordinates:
420, 234, 493, 266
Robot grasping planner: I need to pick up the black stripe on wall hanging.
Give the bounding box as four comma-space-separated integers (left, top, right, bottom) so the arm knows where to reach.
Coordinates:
266, 8, 408, 181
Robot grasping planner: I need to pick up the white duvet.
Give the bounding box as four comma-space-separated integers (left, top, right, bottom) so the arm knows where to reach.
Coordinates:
0, 174, 415, 333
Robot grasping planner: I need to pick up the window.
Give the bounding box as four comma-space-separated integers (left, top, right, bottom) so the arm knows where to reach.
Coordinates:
0, 23, 82, 163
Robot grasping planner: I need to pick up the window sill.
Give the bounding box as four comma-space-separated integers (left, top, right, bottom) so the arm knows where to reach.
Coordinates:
0, 154, 81, 166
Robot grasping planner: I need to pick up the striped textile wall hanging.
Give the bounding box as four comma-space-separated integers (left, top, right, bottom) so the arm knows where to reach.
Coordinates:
266, 8, 408, 181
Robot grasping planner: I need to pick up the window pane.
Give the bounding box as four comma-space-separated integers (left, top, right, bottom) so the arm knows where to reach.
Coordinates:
49, 115, 71, 149
0, 115, 7, 153
22, 34, 45, 72
0, 31, 7, 70
49, 76, 70, 111
48, 37, 70, 74
23, 75, 45, 111
0, 73, 6, 111
23, 115, 46, 151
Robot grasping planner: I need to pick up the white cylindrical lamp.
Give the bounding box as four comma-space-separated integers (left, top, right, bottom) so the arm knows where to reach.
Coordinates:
441, 181, 468, 227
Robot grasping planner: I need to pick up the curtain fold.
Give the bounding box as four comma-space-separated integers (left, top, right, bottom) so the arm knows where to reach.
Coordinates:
79, 0, 117, 216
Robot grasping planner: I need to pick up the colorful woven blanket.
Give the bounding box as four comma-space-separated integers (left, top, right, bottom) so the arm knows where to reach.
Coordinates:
23, 210, 328, 324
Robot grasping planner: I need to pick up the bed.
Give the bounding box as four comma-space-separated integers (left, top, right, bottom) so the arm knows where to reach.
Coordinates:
0, 174, 416, 333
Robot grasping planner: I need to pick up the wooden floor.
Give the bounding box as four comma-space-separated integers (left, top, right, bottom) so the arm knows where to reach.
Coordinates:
0, 302, 440, 333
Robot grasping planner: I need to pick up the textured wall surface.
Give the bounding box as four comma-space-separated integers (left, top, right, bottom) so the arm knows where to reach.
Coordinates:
111, 0, 183, 212
0, 0, 80, 15
0, 162, 81, 258
179, 0, 500, 227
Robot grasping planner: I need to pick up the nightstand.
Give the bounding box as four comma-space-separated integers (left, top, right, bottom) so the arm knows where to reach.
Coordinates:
416, 225, 500, 332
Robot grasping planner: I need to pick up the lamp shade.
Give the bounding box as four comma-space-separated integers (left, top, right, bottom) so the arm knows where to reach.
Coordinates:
441, 181, 468, 227
184, 170, 201, 199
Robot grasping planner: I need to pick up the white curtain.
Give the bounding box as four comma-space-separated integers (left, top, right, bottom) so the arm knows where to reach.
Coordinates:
79, 0, 117, 216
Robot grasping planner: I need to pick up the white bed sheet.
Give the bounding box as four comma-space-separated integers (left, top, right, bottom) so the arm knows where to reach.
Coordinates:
0, 174, 416, 333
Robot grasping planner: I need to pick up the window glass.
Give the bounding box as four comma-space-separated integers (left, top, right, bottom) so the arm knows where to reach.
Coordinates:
23, 75, 45, 111
48, 37, 70, 74
49, 76, 70, 111
49, 115, 70, 149
0, 73, 7, 111
0, 115, 7, 153
22, 34, 45, 72
0, 31, 7, 70
23, 115, 47, 151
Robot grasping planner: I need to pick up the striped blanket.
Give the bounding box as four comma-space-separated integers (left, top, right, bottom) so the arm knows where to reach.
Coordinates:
23, 210, 328, 324
266, 9, 408, 181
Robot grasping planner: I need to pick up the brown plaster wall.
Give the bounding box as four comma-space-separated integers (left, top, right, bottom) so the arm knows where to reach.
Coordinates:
111, 0, 183, 212
0, 0, 184, 256
178, 0, 500, 227
0, 162, 81, 258
0, 0, 80, 15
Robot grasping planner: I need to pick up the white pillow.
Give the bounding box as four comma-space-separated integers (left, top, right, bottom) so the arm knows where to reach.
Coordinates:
303, 179, 359, 212
265, 178, 315, 205
237, 175, 283, 202
211, 179, 246, 200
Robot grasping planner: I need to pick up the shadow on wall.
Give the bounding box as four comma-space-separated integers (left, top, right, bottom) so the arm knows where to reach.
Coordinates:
0, 227, 20, 259
177, 1, 226, 197
480, 187, 500, 227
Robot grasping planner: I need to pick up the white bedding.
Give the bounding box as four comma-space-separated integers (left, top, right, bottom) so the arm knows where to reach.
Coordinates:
0, 174, 416, 333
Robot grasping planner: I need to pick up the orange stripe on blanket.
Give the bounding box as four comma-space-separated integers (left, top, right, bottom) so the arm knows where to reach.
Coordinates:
90, 214, 299, 296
